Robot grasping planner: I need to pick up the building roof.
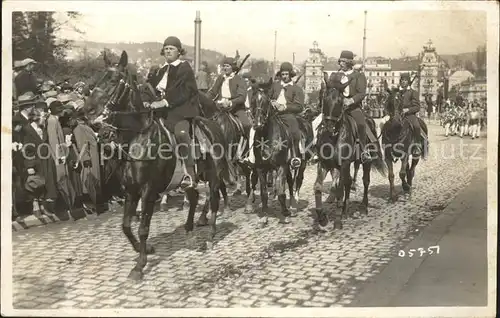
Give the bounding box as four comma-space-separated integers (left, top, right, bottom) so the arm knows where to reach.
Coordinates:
390, 58, 421, 71
449, 70, 474, 80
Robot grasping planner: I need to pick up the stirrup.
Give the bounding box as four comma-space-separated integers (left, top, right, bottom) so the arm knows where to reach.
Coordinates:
181, 175, 197, 189
290, 157, 302, 169
360, 151, 372, 164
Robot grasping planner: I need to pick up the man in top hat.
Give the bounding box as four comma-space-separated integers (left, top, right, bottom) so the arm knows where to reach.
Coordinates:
333, 50, 371, 162
143, 36, 200, 188
13, 58, 39, 98
398, 72, 425, 154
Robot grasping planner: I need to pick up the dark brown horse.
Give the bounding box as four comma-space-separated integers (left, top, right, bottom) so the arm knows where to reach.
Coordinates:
83, 51, 234, 281
314, 72, 386, 229
244, 80, 313, 226
382, 88, 428, 202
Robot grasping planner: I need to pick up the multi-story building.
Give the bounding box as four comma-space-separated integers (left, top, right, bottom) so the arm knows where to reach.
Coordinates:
304, 41, 326, 95
448, 70, 475, 88
419, 39, 441, 102
458, 77, 487, 102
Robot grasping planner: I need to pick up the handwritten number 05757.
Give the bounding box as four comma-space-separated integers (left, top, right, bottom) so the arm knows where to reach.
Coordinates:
398, 246, 440, 257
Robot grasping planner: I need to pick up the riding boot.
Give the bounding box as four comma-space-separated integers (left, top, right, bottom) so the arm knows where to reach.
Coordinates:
177, 134, 197, 189
243, 127, 256, 164
357, 123, 371, 163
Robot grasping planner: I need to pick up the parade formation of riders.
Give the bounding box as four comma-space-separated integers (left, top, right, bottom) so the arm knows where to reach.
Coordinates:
11, 35, 486, 223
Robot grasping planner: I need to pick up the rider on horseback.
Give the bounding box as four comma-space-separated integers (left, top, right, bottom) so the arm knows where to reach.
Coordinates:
336, 50, 371, 163
268, 62, 304, 168
145, 36, 200, 188
207, 57, 250, 159
398, 72, 424, 155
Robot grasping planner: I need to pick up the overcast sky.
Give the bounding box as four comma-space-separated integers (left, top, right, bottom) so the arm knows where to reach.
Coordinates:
8, 1, 489, 62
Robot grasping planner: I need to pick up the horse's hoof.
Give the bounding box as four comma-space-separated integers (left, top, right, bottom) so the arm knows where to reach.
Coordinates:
146, 244, 155, 255
233, 189, 242, 196
333, 220, 343, 230
289, 209, 298, 217
205, 240, 214, 250
258, 217, 268, 227
359, 205, 368, 215
196, 217, 209, 227
160, 204, 168, 211
279, 217, 291, 224
244, 205, 253, 214
128, 269, 143, 281
318, 215, 328, 227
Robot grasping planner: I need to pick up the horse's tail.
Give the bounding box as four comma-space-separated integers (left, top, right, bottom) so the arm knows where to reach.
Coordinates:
193, 116, 237, 186
367, 118, 387, 177
418, 117, 429, 160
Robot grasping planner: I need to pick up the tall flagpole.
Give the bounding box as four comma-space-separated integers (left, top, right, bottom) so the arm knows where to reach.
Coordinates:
273, 30, 277, 80
362, 10, 367, 72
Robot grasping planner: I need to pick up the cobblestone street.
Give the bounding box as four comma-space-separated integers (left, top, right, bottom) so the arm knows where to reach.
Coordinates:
11, 123, 487, 309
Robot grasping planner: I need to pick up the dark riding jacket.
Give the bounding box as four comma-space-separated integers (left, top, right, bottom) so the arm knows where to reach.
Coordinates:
268, 81, 304, 115
145, 59, 200, 121
399, 88, 420, 115
330, 70, 367, 111
207, 74, 247, 113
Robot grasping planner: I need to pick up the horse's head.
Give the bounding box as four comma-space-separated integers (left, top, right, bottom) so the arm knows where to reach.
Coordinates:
385, 87, 403, 122
249, 78, 273, 130
84, 50, 139, 124
320, 72, 348, 127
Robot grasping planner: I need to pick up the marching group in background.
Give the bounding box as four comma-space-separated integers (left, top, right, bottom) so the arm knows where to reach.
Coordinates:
11, 36, 487, 224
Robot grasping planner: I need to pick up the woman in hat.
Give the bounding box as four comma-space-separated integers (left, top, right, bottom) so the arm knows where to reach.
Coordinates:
144, 36, 200, 188
45, 97, 75, 220
14, 58, 39, 98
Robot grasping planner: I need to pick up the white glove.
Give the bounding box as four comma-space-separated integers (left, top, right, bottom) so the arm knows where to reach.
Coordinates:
150, 99, 169, 109
12, 142, 23, 151
65, 134, 73, 147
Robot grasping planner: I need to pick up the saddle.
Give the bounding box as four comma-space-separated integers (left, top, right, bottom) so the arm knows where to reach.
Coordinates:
343, 113, 378, 144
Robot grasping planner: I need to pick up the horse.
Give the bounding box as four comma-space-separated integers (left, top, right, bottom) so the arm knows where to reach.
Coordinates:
244, 80, 312, 227
83, 50, 234, 281
382, 87, 428, 202
198, 91, 253, 199
313, 72, 386, 229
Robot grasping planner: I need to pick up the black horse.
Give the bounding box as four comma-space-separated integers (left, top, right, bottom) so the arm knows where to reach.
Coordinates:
244, 80, 312, 226
314, 72, 386, 229
83, 51, 234, 281
198, 91, 253, 199
382, 88, 428, 202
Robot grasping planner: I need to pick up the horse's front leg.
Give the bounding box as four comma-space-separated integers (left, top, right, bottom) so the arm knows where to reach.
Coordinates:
285, 168, 297, 216
293, 161, 307, 214
314, 163, 329, 227
197, 194, 209, 227
128, 191, 156, 281
351, 160, 360, 191
244, 168, 258, 213
386, 154, 397, 203
184, 187, 200, 249
340, 161, 353, 219
257, 168, 269, 227
276, 165, 290, 223
400, 155, 410, 199
122, 192, 141, 252
219, 181, 228, 214
360, 162, 371, 215
326, 168, 340, 203
406, 157, 420, 196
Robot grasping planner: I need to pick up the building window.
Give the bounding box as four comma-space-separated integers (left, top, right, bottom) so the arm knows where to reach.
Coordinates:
377, 72, 380, 76
391, 79, 394, 84
384, 72, 387, 76
312, 60, 316, 63
392, 72, 394, 76
369, 72, 372, 76
312, 71, 316, 76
